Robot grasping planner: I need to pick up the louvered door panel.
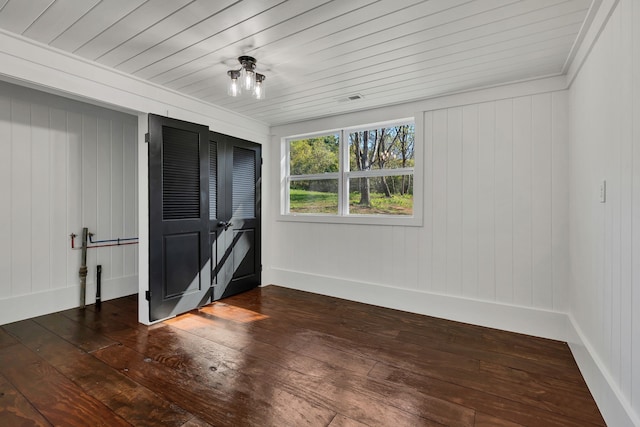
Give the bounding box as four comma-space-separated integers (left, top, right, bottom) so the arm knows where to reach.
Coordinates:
211, 133, 261, 300
148, 114, 211, 322
209, 141, 218, 220
232, 146, 256, 219
163, 127, 200, 220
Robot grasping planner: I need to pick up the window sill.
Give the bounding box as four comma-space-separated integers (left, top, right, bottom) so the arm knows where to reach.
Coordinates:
277, 213, 423, 227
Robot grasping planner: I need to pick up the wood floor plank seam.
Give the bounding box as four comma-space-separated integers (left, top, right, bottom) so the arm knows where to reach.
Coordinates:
116, 321, 450, 426
167, 317, 473, 425
201, 308, 596, 424
372, 361, 592, 426
4, 319, 201, 426
0, 368, 53, 426
164, 327, 430, 425
369, 361, 604, 427
0, 339, 132, 426
0, 285, 605, 427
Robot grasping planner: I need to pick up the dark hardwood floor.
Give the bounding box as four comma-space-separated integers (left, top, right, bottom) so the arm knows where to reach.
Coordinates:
0, 285, 604, 426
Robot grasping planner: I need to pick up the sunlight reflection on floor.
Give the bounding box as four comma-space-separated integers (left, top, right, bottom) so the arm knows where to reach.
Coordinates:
198, 303, 269, 323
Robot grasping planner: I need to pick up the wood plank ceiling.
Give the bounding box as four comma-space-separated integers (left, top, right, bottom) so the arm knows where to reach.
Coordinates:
0, 0, 596, 126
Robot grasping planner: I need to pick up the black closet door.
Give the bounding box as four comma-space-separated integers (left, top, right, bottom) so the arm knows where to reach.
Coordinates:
148, 115, 261, 321
211, 132, 261, 300
148, 114, 211, 322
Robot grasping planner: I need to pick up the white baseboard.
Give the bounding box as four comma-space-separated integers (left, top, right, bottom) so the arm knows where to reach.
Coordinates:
0, 276, 138, 326
265, 268, 639, 426
265, 268, 568, 340
566, 315, 640, 427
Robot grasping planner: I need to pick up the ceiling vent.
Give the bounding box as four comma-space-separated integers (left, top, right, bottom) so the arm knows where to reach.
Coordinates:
337, 93, 364, 103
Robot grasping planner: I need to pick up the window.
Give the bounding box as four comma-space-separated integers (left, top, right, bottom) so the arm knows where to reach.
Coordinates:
282, 119, 420, 225
288, 132, 341, 215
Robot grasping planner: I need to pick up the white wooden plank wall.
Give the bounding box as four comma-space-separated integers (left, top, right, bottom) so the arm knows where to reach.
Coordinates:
0, 81, 138, 309
477, 102, 496, 300
569, 0, 640, 419
270, 91, 568, 312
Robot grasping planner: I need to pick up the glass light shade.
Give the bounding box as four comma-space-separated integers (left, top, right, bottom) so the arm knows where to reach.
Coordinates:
254, 74, 265, 99
228, 77, 240, 96
227, 70, 241, 97
241, 66, 255, 91
227, 56, 266, 99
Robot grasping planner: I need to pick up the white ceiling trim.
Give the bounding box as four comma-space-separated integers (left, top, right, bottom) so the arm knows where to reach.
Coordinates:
565, 0, 616, 86
0, 0, 600, 126
0, 28, 269, 142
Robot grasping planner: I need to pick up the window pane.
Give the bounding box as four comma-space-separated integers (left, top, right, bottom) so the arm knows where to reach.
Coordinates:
290, 179, 339, 214
349, 124, 415, 171
289, 134, 340, 175
349, 176, 413, 216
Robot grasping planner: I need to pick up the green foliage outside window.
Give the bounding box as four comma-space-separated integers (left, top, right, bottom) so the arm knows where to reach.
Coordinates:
287, 123, 415, 216
289, 135, 339, 175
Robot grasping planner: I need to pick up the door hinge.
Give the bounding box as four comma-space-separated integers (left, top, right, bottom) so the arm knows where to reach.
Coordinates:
145, 290, 151, 301
145, 133, 150, 143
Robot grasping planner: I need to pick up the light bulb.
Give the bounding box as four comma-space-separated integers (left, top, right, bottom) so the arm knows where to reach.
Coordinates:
227, 56, 266, 99
227, 70, 241, 97
242, 67, 255, 91
228, 78, 240, 96
254, 74, 266, 99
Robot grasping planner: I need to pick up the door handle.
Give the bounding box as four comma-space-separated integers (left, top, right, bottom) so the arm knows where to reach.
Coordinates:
217, 221, 232, 229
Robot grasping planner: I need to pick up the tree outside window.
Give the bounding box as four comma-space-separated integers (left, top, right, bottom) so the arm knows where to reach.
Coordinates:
348, 124, 414, 214
285, 121, 415, 217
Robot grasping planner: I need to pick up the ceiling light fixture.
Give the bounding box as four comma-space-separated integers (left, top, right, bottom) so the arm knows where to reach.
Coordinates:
227, 56, 266, 99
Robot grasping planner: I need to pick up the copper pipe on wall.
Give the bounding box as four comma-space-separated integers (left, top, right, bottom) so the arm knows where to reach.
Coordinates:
89, 234, 138, 244
69, 233, 138, 250
70, 241, 138, 250
71, 229, 138, 309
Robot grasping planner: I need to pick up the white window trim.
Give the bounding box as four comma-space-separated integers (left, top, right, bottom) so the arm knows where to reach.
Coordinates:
279, 114, 423, 226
